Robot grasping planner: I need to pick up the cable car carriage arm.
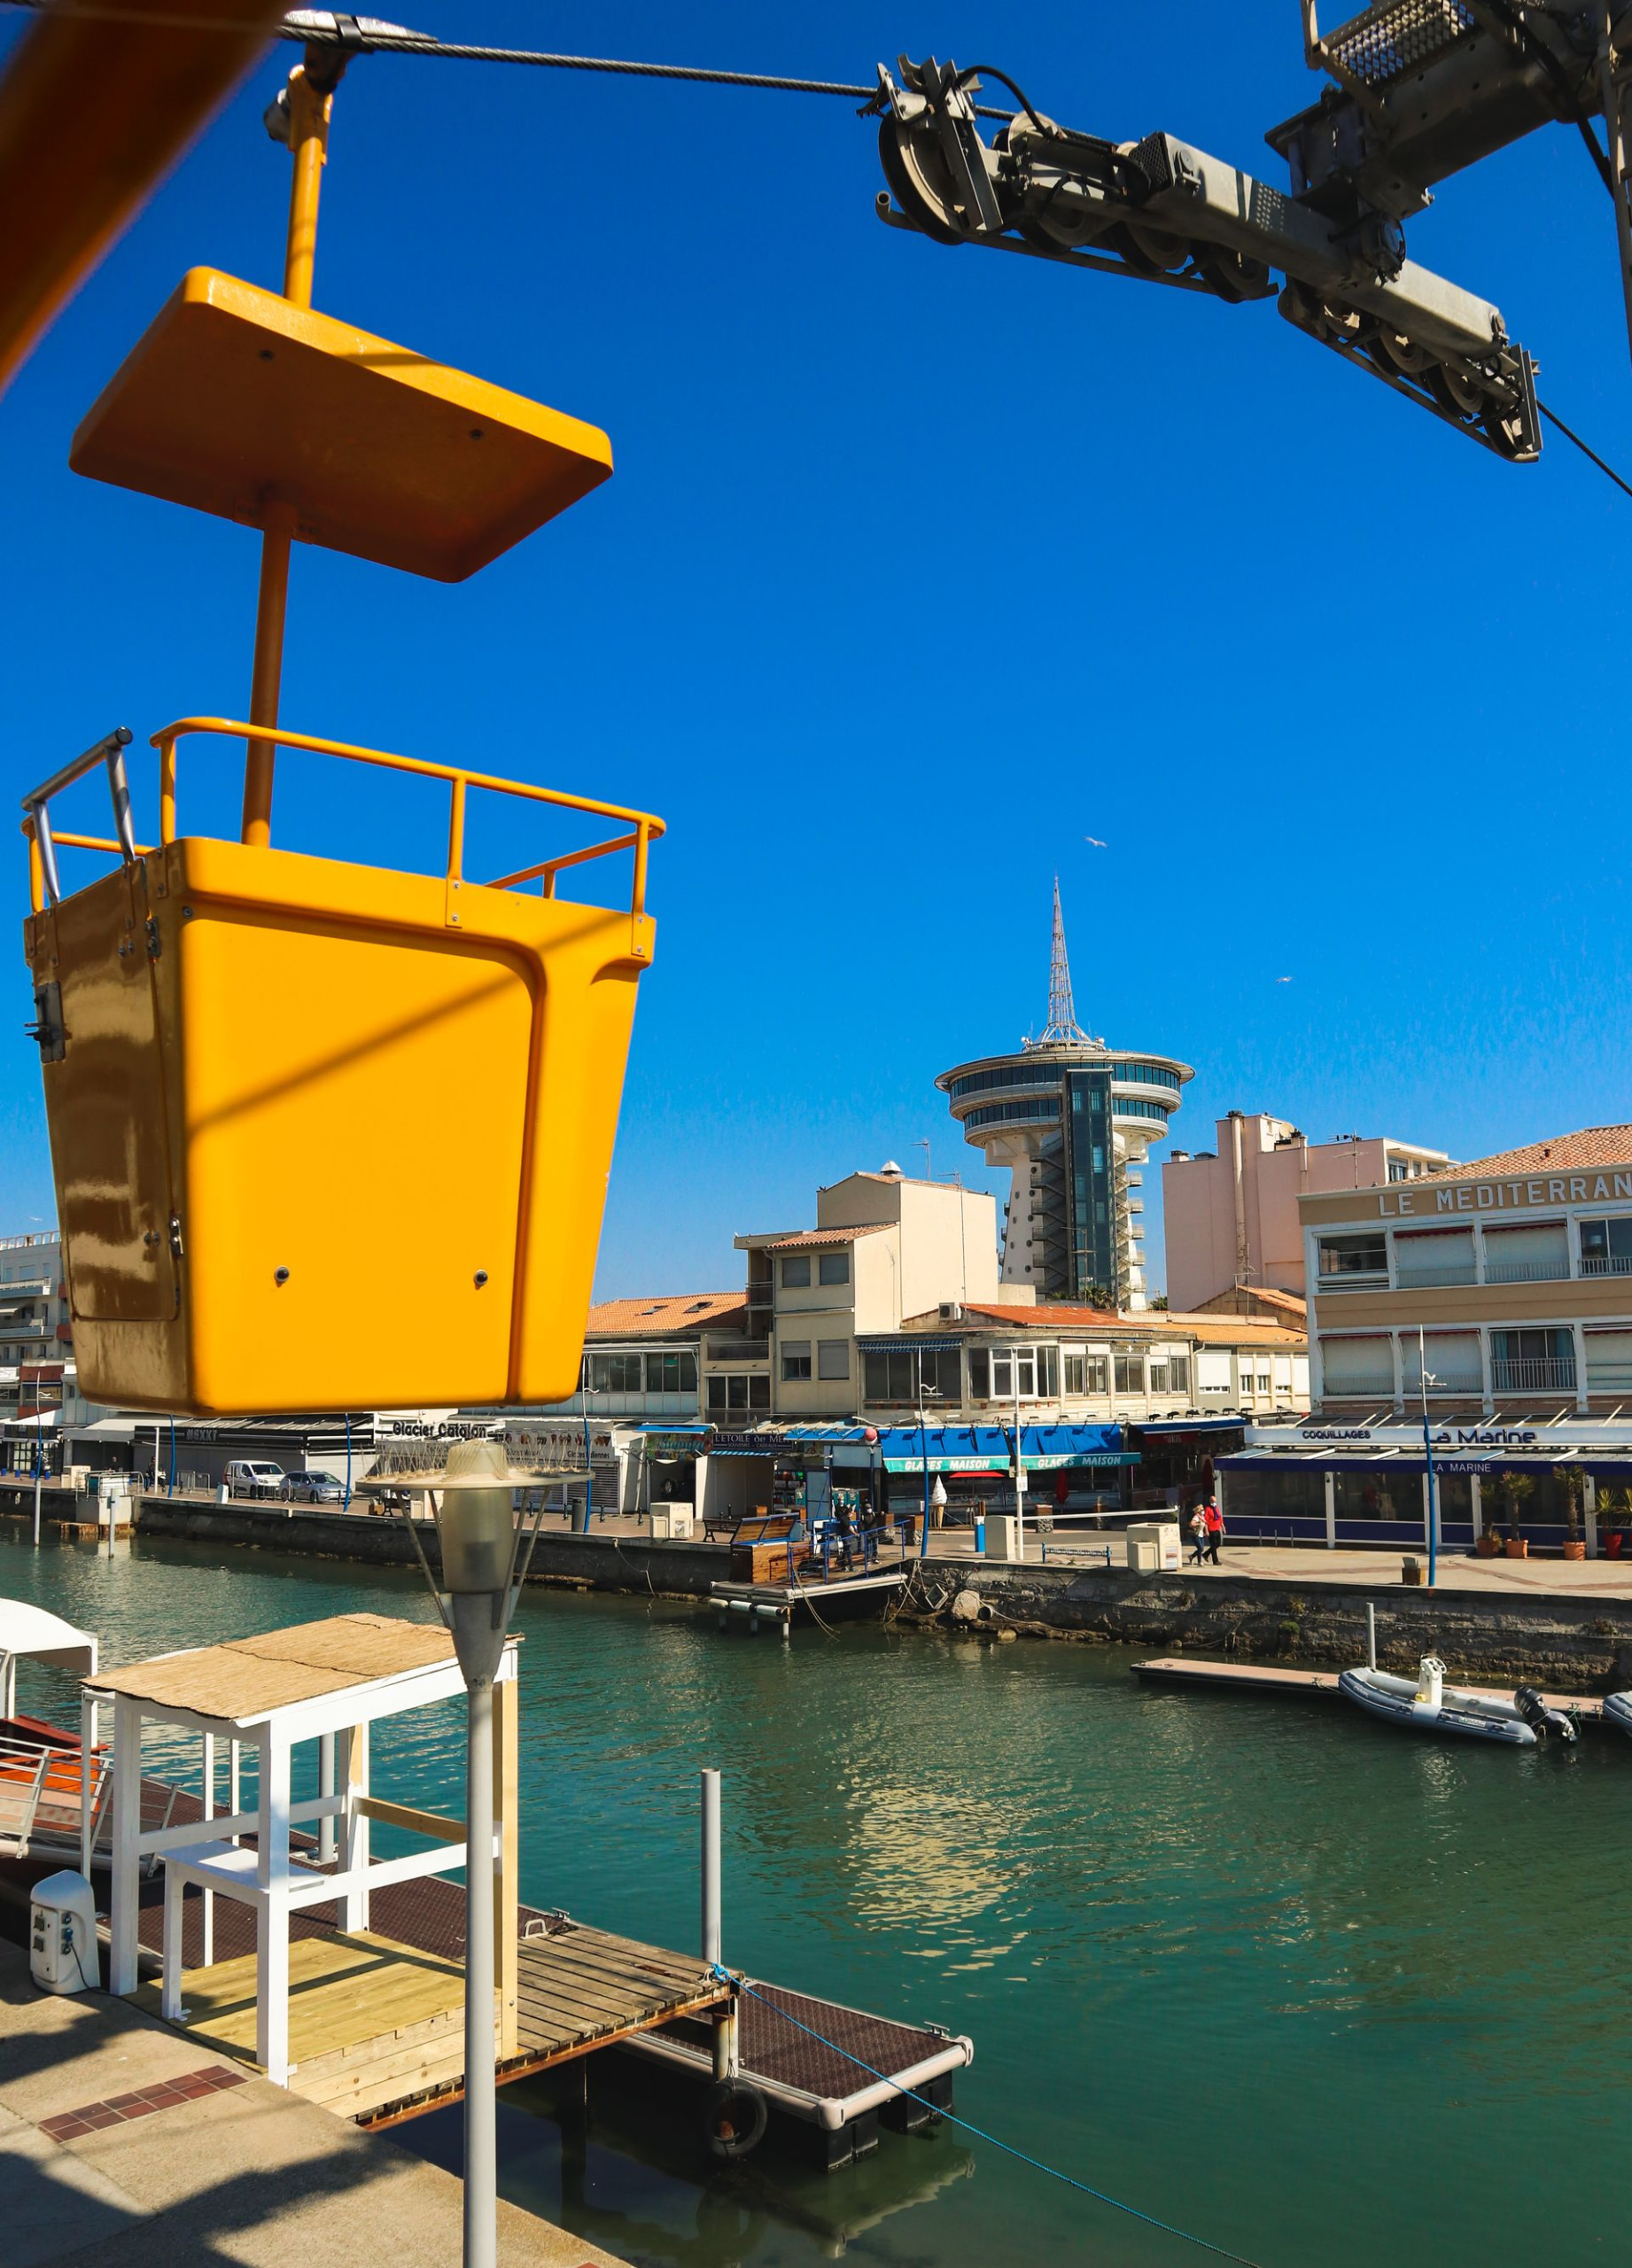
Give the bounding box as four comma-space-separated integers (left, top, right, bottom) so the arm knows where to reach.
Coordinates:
867, 54, 1542, 462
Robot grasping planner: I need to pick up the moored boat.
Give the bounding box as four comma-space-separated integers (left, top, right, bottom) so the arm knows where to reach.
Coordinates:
1604, 1690, 1632, 1739
1338, 1656, 1576, 1746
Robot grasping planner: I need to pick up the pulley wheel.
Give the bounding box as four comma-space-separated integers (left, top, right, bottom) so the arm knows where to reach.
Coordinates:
1017, 184, 1107, 253
1193, 247, 1272, 304
1426, 361, 1485, 419
1369, 330, 1431, 377
879, 117, 968, 245
1106, 221, 1191, 275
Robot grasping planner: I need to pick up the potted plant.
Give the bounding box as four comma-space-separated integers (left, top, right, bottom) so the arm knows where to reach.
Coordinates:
1601, 1483, 1631, 1559
1502, 1472, 1535, 1557
1560, 1467, 1587, 1561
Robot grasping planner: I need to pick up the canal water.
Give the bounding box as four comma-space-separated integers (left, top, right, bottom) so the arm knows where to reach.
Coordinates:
4, 1527, 1628, 2268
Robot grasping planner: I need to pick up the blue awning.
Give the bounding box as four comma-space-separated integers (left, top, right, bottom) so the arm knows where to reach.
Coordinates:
633, 1422, 710, 1435
874, 1422, 1129, 1473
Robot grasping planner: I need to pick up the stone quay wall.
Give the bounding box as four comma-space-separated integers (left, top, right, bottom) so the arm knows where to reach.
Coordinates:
903, 1558, 1632, 1692
128, 1495, 731, 1597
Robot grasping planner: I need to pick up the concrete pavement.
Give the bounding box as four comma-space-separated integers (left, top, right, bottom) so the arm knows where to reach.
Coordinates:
0, 1938, 618, 2268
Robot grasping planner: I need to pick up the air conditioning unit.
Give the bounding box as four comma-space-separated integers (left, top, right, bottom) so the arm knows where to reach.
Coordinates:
939, 1302, 963, 1322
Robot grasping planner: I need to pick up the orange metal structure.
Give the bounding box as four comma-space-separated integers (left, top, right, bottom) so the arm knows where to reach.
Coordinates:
22, 53, 659, 1417
0, 0, 284, 396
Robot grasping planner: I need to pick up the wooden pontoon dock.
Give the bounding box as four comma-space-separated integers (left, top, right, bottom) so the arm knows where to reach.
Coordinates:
1132, 1656, 1605, 1717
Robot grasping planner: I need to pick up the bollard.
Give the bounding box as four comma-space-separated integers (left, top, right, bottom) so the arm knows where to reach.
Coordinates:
1367, 1601, 1377, 1670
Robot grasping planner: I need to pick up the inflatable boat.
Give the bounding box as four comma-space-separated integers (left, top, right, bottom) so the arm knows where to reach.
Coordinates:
1604, 1690, 1632, 1740
1338, 1656, 1576, 1745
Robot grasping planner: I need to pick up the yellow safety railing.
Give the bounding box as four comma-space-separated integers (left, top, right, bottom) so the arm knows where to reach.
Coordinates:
25, 715, 664, 919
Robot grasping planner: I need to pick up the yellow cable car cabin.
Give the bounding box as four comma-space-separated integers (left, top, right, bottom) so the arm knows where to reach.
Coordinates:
19, 58, 661, 1418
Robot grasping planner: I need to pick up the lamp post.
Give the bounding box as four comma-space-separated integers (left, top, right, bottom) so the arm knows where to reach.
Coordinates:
913, 1355, 942, 1561
385, 1436, 551, 2268
1418, 1325, 1439, 1588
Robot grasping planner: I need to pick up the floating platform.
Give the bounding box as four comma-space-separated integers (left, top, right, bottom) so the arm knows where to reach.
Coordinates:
710, 1568, 906, 1636
1132, 1656, 1604, 1717
131, 1914, 728, 2126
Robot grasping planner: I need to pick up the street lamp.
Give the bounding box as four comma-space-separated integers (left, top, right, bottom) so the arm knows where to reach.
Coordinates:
1418, 1324, 1440, 1587
384, 1437, 553, 2268
913, 1355, 943, 1561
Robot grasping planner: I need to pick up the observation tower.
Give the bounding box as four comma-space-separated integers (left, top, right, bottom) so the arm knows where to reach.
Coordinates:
937, 882, 1191, 1309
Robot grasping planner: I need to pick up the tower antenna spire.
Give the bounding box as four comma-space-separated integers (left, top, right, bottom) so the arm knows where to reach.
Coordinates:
1036, 875, 1092, 1045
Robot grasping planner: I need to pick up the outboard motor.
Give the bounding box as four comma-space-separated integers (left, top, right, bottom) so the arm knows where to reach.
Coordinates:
1515, 1686, 1578, 1743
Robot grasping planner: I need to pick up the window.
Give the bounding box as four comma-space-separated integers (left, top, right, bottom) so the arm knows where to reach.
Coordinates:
1148, 1359, 1170, 1393
818, 1340, 850, 1381
968, 1348, 991, 1397
863, 1348, 962, 1402
1037, 1345, 1058, 1397
707, 1372, 770, 1414
1585, 1330, 1632, 1394
1064, 1353, 1084, 1395
1490, 1328, 1574, 1394
780, 1254, 812, 1288
781, 1340, 812, 1382
1581, 1216, 1632, 1277
1169, 1355, 1189, 1394
643, 1350, 697, 1394
1482, 1222, 1568, 1284
818, 1250, 850, 1286
1317, 1232, 1387, 1282
588, 1352, 642, 1393
1114, 1354, 1143, 1394
991, 1347, 1037, 1398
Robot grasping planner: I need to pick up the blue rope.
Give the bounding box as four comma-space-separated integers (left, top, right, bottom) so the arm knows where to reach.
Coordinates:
715, 1968, 1265, 2268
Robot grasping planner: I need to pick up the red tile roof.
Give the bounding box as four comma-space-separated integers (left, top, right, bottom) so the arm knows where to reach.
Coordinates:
758, 1224, 890, 1249
585, 1294, 746, 1337
901, 1301, 1306, 1348
1422, 1126, 1632, 1180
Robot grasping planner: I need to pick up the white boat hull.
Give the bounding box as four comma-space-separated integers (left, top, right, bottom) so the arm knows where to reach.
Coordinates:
1604, 1691, 1632, 1739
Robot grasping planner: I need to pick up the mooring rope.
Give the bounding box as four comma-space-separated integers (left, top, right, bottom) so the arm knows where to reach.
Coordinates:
717, 1969, 1268, 2268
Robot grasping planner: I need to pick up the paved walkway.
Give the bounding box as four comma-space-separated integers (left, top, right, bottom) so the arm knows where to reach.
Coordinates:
923, 1532, 1632, 1600
0, 1941, 616, 2268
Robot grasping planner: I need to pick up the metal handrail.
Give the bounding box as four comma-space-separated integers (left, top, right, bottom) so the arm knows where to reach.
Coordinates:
23, 715, 665, 923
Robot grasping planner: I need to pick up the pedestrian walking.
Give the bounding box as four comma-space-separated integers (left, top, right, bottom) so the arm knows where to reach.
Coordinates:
1203, 1495, 1224, 1565
1187, 1504, 1208, 1565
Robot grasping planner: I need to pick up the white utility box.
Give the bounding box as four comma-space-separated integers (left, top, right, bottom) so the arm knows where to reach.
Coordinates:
649, 1505, 696, 1541
30, 1869, 99, 1995
1125, 1520, 1182, 1573
983, 1514, 1023, 1560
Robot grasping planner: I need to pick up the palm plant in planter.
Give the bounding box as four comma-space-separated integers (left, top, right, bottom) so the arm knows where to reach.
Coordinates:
1502, 1472, 1535, 1557
1560, 1466, 1587, 1560
1601, 1483, 1632, 1559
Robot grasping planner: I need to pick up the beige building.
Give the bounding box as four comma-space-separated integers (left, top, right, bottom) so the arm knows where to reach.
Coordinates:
1303, 1123, 1632, 1417
1163, 1112, 1452, 1310
734, 1168, 1001, 1421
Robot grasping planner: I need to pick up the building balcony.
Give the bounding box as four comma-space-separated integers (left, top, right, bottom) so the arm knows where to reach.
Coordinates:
1491, 1356, 1576, 1394
705, 1339, 769, 1365
1483, 1259, 1567, 1285
1316, 1272, 1388, 1293
534, 1391, 700, 1420
1323, 1374, 1397, 1398
1393, 1264, 1476, 1289
1405, 1373, 1486, 1396
0, 1277, 54, 1300
1581, 1254, 1632, 1278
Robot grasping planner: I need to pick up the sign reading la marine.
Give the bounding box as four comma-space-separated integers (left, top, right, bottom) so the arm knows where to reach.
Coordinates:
1376, 1169, 1632, 1218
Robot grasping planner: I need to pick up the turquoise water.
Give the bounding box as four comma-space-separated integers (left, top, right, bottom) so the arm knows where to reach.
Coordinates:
4, 1526, 1629, 2268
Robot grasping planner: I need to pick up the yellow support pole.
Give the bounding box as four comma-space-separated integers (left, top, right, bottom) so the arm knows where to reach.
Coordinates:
242, 66, 332, 849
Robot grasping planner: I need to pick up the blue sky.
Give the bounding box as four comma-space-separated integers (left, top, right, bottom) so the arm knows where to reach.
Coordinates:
3, 3, 1628, 1298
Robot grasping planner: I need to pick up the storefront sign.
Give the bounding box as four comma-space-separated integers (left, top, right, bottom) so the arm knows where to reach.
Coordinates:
384, 1418, 504, 1441
708, 1430, 781, 1456
1375, 1169, 1632, 1219
506, 1423, 618, 1467
642, 1433, 704, 1460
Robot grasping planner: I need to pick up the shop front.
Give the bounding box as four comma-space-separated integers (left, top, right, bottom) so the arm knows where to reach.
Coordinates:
638, 1425, 710, 1518
1127, 1419, 1247, 1513
873, 1423, 1136, 1526
694, 1425, 879, 1532
1221, 1418, 1632, 1555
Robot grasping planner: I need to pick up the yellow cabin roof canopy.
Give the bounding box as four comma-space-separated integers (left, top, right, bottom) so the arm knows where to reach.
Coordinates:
69, 268, 613, 580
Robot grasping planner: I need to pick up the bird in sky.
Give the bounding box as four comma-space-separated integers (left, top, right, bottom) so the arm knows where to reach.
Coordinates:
1083, 835, 1107, 848
1275, 975, 1294, 983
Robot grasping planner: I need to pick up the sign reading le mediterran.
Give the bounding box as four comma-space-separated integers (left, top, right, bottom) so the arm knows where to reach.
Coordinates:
1378, 1169, 1632, 1217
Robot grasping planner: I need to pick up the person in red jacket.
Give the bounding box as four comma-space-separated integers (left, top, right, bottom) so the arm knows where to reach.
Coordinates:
1202, 1496, 1224, 1565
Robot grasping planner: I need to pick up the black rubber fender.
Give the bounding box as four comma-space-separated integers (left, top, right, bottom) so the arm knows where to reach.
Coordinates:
704, 2077, 768, 2162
